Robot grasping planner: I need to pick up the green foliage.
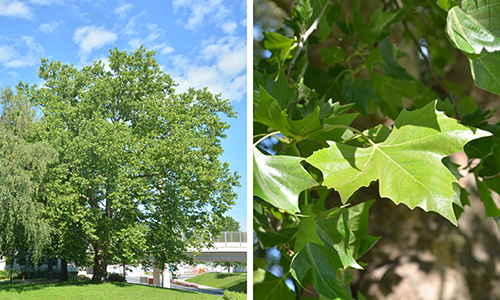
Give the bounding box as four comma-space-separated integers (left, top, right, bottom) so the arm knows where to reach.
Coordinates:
222, 290, 247, 300
445, 1, 500, 94
107, 273, 126, 282
254, 0, 500, 298
0, 87, 56, 263
16, 46, 239, 280
221, 216, 241, 232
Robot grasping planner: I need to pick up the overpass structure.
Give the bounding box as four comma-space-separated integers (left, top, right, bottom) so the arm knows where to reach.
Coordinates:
149, 231, 247, 288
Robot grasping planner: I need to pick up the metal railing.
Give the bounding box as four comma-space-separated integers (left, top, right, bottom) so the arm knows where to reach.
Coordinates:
180, 231, 247, 247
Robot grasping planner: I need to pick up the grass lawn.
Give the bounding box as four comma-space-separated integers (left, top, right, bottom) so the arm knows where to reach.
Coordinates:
0, 278, 220, 300
186, 272, 247, 293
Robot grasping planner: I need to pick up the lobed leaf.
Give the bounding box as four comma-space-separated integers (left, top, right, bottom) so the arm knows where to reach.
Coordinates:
307, 101, 491, 225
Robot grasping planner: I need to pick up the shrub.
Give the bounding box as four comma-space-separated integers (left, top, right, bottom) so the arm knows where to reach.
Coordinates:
222, 290, 247, 300
107, 273, 126, 282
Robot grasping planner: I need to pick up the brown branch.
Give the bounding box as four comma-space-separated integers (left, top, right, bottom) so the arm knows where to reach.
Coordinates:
394, 1, 462, 120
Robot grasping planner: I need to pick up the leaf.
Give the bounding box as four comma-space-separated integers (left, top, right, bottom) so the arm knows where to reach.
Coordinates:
321, 45, 345, 65
260, 31, 295, 65
295, 204, 323, 253
254, 70, 297, 111
255, 86, 357, 143
291, 243, 354, 300
257, 225, 298, 249
342, 76, 379, 117
445, 3, 500, 95
446, 6, 500, 55
476, 175, 500, 217
254, 269, 296, 300
469, 51, 500, 95
291, 0, 313, 31
307, 101, 491, 225
254, 147, 318, 213
314, 200, 379, 269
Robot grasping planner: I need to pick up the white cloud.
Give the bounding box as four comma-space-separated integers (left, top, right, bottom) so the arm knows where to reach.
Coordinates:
173, 0, 236, 32
38, 21, 58, 33
73, 25, 118, 55
0, 35, 44, 68
200, 36, 246, 77
126, 22, 173, 55
122, 10, 147, 35
0, 0, 33, 19
221, 21, 237, 34
165, 35, 246, 102
161, 46, 174, 55
29, 0, 64, 4
115, 3, 133, 19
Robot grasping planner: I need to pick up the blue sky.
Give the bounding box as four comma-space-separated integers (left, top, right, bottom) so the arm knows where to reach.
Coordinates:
0, 0, 247, 230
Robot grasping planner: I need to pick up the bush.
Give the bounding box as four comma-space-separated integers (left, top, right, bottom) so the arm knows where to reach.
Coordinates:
107, 273, 126, 282
222, 290, 247, 300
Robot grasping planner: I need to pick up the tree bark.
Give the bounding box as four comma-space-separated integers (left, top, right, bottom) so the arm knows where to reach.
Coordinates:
47, 258, 54, 280
60, 259, 68, 281
92, 243, 108, 281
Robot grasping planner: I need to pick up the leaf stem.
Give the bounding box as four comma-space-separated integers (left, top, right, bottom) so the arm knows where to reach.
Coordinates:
326, 124, 376, 146
254, 131, 290, 147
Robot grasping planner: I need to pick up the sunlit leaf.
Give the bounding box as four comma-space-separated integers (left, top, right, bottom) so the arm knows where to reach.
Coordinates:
254, 147, 318, 213
307, 101, 491, 225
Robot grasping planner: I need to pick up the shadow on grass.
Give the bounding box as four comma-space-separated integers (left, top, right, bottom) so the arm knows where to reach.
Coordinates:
0, 278, 107, 293
215, 273, 240, 279
226, 281, 247, 293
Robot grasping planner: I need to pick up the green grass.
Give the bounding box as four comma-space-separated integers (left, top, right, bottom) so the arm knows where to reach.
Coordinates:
0, 278, 220, 300
186, 272, 247, 293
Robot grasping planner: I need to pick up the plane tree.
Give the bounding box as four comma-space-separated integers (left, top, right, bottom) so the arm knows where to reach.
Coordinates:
19, 46, 240, 281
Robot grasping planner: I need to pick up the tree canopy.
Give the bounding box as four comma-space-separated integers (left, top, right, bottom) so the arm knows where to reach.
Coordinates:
10, 46, 239, 281
0, 87, 56, 265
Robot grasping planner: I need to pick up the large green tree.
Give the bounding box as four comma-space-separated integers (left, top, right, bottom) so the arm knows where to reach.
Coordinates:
0, 86, 56, 268
19, 47, 239, 281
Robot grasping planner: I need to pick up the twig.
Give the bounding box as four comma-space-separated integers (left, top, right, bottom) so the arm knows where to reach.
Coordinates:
286, 0, 332, 82
394, 1, 462, 120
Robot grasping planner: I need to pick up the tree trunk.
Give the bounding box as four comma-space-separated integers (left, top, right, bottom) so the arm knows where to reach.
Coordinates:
60, 259, 68, 281
47, 258, 54, 280
92, 243, 108, 281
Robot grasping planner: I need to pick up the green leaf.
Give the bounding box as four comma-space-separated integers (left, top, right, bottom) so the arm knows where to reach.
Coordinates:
260, 31, 295, 65
342, 76, 379, 117
291, 243, 354, 300
446, 6, 500, 55
445, 3, 500, 95
291, 0, 313, 31
257, 225, 298, 249
320, 45, 345, 65
314, 200, 379, 269
437, 0, 458, 11
255, 86, 288, 131
469, 51, 500, 95
485, 176, 500, 195
352, 0, 378, 45
476, 175, 500, 217
254, 147, 318, 213
254, 70, 297, 111
295, 204, 323, 253
307, 101, 491, 225
254, 269, 296, 300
